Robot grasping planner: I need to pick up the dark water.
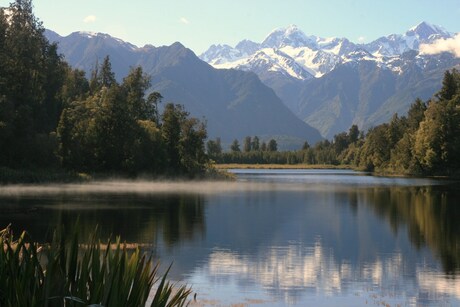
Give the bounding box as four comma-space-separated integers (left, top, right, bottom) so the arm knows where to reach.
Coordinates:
1, 169, 459, 306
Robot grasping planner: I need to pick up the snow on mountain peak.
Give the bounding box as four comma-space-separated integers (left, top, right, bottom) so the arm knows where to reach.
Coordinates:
201, 22, 456, 81
199, 44, 245, 65
262, 24, 314, 49
407, 21, 449, 39
78, 31, 98, 38
72, 31, 138, 50
235, 39, 261, 56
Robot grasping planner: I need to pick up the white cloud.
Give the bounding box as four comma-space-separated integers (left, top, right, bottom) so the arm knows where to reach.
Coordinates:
179, 17, 190, 25
420, 34, 460, 58
83, 15, 97, 24
357, 36, 366, 43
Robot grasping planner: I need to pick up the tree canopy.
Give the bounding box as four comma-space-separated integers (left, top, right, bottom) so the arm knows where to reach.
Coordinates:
0, 0, 209, 178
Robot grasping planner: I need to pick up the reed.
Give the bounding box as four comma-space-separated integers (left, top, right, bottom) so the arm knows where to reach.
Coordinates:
0, 224, 191, 307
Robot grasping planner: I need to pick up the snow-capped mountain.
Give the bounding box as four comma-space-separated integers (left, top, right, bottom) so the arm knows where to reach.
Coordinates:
217, 48, 314, 80
200, 22, 459, 138
200, 24, 356, 78
200, 21, 454, 80
260, 25, 317, 49
363, 21, 452, 57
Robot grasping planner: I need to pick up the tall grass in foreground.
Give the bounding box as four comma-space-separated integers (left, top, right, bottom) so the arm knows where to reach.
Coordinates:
0, 224, 191, 307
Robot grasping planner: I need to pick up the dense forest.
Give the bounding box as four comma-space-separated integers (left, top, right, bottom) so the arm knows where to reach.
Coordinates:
0, 0, 208, 178
212, 69, 460, 177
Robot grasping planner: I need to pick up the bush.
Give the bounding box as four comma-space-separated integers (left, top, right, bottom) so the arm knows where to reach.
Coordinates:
0, 224, 191, 307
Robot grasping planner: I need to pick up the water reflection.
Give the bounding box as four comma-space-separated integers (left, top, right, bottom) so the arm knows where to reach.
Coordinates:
362, 185, 460, 273
0, 193, 205, 247
0, 172, 459, 306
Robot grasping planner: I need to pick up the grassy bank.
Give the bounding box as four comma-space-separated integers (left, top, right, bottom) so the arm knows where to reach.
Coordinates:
214, 163, 354, 170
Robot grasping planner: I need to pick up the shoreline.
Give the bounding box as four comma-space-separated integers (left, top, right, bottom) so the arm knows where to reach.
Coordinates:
214, 163, 353, 170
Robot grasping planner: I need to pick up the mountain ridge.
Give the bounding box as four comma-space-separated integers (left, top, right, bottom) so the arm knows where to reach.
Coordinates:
199, 22, 460, 138
200, 21, 455, 79
45, 30, 323, 149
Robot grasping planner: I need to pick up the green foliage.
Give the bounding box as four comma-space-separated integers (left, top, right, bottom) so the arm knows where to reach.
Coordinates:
436, 68, 459, 101
206, 138, 222, 158
0, 0, 66, 168
267, 139, 278, 152
57, 62, 208, 177
230, 139, 240, 152
213, 70, 460, 177
243, 136, 252, 153
0, 0, 209, 178
413, 96, 460, 174
160, 103, 207, 176
353, 68, 460, 176
0, 224, 191, 307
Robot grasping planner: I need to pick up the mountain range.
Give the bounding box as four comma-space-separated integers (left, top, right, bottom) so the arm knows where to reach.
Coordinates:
200, 22, 460, 137
45, 30, 323, 149
46, 21, 460, 145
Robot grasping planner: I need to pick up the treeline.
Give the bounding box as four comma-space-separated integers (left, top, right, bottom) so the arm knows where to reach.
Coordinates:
347, 68, 460, 176
0, 1, 208, 178
207, 136, 286, 164
208, 127, 360, 165
211, 69, 460, 176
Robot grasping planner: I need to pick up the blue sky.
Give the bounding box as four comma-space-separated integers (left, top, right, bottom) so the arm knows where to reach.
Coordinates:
2, 0, 460, 54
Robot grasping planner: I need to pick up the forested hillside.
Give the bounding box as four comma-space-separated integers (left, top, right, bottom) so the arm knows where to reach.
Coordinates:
213, 69, 460, 177
349, 69, 460, 176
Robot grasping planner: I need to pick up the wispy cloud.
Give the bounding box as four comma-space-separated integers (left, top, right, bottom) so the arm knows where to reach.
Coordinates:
420, 34, 460, 58
179, 17, 190, 25
83, 15, 97, 24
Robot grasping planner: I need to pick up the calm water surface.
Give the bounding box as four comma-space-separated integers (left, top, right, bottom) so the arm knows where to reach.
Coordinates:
1, 169, 459, 306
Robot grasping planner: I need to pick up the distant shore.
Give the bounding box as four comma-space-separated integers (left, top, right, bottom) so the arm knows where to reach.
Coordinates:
214, 164, 353, 170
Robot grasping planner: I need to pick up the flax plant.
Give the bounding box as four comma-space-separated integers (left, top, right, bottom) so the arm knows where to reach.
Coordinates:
0, 224, 191, 307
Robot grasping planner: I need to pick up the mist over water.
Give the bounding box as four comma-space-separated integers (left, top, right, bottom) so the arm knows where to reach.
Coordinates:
1, 169, 459, 306
0, 169, 443, 197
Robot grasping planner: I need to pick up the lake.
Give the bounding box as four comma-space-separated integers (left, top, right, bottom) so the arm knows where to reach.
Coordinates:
0, 169, 459, 306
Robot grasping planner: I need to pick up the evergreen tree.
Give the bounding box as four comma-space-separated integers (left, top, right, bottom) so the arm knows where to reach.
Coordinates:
147, 91, 163, 125
230, 139, 241, 152
302, 141, 310, 150
99, 56, 116, 88
268, 139, 278, 152
243, 136, 252, 152
260, 142, 267, 152
348, 125, 360, 144
0, 0, 66, 167
436, 69, 458, 101
252, 136, 260, 151
89, 56, 116, 93
207, 138, 222, 157
406, 98, 427, 132
161, 103, 185, 173
122, 66, 152, 120
179, 117, 207, 175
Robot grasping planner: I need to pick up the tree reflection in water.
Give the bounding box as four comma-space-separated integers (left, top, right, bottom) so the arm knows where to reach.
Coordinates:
1, 176, 459, 306
360, 185, 460, 274
0, 193, 206, 249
